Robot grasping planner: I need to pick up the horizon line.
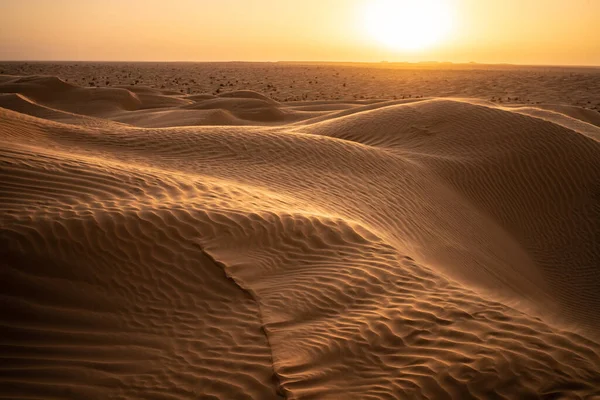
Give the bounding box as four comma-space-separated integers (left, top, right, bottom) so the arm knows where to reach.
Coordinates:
1, 60, 600, 68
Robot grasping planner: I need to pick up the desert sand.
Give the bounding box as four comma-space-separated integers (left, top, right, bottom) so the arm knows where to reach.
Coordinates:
1, 64, 600, 399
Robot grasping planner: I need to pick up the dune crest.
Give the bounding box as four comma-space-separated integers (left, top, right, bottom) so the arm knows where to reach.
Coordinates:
1, 75, 600, 399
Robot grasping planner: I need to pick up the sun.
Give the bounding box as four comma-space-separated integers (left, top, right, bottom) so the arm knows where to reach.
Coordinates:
363, 0, 455, 51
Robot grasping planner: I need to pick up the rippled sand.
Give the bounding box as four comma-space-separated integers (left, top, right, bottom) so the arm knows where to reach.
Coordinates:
1, 71, 600, 399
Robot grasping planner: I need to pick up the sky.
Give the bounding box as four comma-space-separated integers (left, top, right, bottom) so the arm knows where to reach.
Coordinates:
1, 0, 599, 65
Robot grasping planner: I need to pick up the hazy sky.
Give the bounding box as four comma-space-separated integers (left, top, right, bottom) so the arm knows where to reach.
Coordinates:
1, 0, 599, 65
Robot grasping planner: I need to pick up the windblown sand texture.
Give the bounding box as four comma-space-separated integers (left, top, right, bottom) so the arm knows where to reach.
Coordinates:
1, 69, 600, 399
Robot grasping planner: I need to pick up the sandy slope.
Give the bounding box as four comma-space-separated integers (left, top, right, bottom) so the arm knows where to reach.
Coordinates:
1, 75, 600, 399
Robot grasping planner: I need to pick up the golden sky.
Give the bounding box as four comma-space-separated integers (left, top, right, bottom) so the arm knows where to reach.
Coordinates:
1, 0, 599, 65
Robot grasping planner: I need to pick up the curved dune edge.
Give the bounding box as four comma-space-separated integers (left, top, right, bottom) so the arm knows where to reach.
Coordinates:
1, 76, 600, 399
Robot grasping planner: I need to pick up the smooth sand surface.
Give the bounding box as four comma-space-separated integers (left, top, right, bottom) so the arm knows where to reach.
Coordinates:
1, 67, 600, 399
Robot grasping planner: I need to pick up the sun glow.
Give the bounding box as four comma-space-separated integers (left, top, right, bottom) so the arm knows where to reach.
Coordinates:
364, 0, 455, 51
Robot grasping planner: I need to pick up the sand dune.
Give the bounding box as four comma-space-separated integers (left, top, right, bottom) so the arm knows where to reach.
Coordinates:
1, 74, 600, 399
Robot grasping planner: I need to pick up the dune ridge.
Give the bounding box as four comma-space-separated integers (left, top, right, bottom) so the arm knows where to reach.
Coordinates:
1, 75, 600, 399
